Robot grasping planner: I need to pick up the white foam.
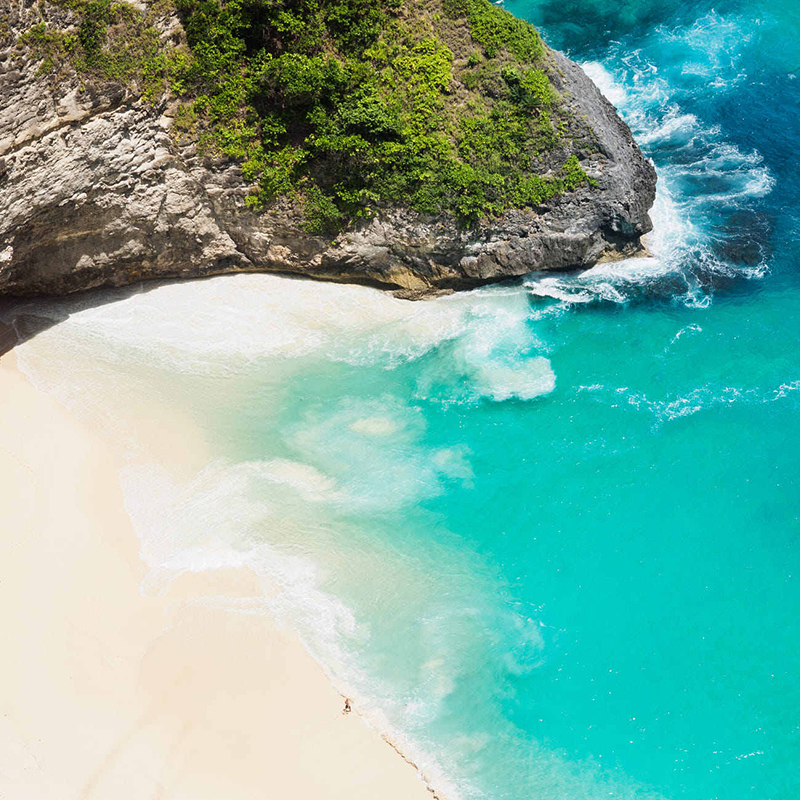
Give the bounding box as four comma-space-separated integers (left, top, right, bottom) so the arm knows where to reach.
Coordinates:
285, 395, 475, 508
660, 11, 754, 92
471, 357, 556, 402
348, 415, 398, 436
258, 459, 342, 500
581, 61, 628, 107
584, 376, 800, 427
546, 26, 774, 312
415, 306, 557, 404
666, 323, 703, 350
109, 403, 539, 800
8, 275, 546, 379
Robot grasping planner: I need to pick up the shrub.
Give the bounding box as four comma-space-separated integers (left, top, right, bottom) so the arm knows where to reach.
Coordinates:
20, 0, 591, 233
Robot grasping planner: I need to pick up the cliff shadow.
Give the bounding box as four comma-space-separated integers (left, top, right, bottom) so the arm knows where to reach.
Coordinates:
0, 270, 424, 359
0, 281, 185, 358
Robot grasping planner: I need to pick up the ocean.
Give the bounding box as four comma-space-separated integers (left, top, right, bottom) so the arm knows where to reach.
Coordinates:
7, 0, 800, 797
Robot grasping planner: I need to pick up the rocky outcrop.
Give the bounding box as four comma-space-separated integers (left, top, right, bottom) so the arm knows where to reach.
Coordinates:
0, 3, 655, 298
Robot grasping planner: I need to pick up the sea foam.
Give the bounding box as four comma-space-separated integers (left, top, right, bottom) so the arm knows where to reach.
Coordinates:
526, 47, 774, 311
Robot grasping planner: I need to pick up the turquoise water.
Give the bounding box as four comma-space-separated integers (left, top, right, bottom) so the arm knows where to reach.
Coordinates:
8, 1, 800, 798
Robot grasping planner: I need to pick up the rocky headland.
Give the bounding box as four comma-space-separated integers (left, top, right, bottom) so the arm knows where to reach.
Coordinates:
0, 0, 656, 297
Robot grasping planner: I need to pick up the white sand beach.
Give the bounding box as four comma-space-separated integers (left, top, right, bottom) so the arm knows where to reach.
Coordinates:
0, 351, 435, 800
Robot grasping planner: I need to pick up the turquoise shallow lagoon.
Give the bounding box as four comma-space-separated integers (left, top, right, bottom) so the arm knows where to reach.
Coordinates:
8, 0, 800, 798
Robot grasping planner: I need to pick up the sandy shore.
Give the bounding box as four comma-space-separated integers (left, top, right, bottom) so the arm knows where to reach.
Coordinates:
0, 351, 434, 800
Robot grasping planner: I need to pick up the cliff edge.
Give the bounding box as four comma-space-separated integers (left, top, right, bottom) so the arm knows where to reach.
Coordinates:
0, 0, 656, 297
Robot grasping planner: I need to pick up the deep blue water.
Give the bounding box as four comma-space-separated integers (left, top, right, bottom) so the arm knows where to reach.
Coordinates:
9, 2, 800, 799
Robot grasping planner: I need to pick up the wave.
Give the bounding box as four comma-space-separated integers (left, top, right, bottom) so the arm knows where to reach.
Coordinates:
8, 275, 469, 374
526, 12, 774, 309
576, 378, 800, 426
7, 275, 557, 413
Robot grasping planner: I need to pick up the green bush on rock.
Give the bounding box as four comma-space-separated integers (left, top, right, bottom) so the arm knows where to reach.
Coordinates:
18, 0, 593, 232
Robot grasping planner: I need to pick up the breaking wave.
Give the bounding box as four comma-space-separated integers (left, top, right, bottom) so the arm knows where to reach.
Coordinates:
526, 15, 774, 309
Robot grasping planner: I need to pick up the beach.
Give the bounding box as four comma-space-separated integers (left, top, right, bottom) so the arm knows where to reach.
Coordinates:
2, 0, 799, 793
0, 350, 434, 800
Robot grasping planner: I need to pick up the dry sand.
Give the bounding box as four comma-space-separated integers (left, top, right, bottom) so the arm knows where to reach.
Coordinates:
0, 351, 435, 800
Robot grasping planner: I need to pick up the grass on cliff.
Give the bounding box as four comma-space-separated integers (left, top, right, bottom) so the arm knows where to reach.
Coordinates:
17, 0, 592, 232
16, 0, 189, 101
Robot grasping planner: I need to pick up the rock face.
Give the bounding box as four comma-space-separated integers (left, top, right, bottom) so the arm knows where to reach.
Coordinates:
0, 4, 656, 298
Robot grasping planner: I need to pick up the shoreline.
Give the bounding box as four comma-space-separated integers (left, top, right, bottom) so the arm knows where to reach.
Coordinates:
0, 349, 440, 800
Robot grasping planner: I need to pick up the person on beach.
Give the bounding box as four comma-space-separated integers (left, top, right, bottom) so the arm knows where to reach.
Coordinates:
343, 698, 352, 714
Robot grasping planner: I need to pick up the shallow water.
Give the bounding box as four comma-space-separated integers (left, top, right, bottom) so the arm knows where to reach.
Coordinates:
7, 1, 800, 798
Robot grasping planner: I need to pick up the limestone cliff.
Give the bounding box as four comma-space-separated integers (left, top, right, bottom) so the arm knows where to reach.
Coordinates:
0, 0, 656, 297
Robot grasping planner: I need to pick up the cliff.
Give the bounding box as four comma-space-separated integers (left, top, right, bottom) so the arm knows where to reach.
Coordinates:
0, 0, 656, 297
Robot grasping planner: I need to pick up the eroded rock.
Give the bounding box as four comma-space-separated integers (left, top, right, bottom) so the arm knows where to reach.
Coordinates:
0, 2, 656, 297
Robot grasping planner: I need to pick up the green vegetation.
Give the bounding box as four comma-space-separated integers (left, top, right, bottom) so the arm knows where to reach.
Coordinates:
17, 0, 592, 232
444, 0, 544, 60
17, 0, 190, 99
